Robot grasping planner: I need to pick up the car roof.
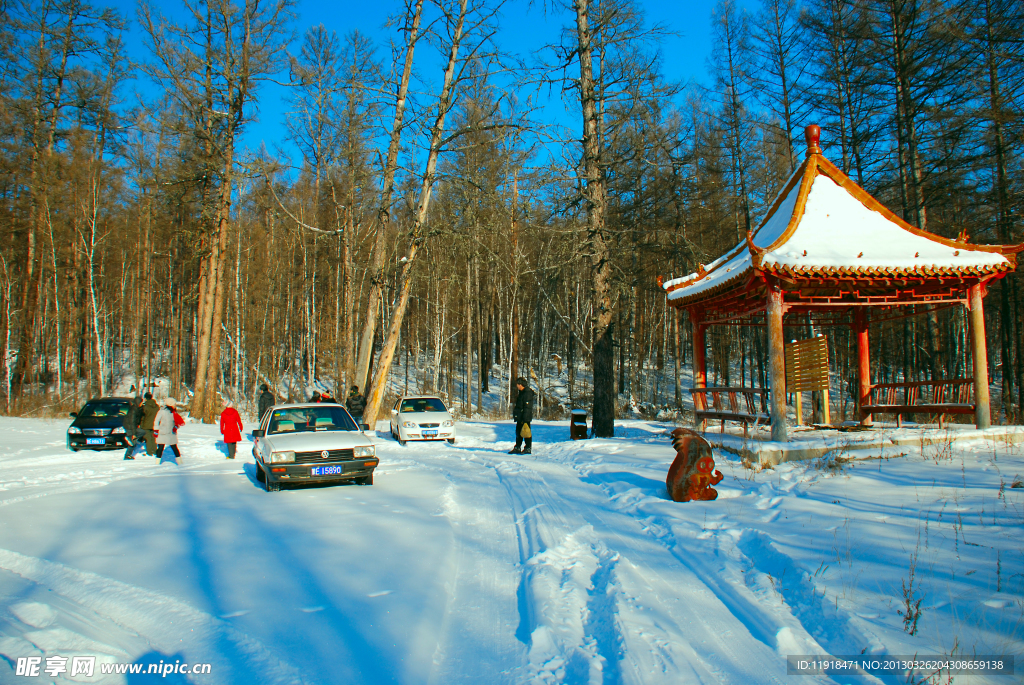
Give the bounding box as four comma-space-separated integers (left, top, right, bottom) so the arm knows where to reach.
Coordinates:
85, 397, 131, 403
269, 402, 347, 410
397, 395, 446, 401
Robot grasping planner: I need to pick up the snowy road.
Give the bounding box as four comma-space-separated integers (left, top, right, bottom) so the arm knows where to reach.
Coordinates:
0, 417, 1020, 684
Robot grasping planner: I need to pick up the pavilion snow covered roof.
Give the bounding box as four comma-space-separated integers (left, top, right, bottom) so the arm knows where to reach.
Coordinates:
662, 130, 1019, 309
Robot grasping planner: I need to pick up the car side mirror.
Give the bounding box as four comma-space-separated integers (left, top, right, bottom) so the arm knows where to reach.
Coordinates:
360, 423, 370, 431
69, 412, 77, 418
252, 429, 264, 437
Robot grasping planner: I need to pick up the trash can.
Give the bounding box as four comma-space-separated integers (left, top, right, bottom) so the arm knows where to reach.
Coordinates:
570, 409, 588, 440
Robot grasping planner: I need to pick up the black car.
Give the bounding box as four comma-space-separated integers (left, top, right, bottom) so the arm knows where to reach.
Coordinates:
67, 398, 132, 452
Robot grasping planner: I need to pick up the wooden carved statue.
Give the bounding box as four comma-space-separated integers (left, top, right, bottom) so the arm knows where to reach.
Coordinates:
667, 427, 723, 502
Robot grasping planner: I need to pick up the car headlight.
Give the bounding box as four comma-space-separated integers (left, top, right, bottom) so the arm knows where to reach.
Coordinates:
354, 445, 375, 458
442, 420, 454, 427
270, 450, 295, 463
68, 426, 82, 434
111, 427, 125, 434
402, 421, 417, 428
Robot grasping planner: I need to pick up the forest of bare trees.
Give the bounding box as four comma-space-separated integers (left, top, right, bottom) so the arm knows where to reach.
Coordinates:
1, 0, 1023, 431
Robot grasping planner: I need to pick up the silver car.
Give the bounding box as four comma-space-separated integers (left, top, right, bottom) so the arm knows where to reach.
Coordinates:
389, 395, 456, 445
251, 403, 377, 492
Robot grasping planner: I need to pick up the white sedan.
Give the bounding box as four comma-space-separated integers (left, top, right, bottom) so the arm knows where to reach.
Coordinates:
389, 395, 456, 445
251, 403, 377, 492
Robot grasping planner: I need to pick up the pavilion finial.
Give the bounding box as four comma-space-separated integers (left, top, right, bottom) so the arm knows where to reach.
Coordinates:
805, 124, 821, 157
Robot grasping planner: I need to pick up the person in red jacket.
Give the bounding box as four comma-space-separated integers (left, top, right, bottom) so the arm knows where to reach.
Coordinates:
219, 399, 244, 459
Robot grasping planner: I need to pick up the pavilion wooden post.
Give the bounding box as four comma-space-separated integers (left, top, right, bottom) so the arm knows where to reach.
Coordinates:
767, 285, 788, 442
969, 283, 991, 429
690, 309, 706, 390
854, 308, 872, 425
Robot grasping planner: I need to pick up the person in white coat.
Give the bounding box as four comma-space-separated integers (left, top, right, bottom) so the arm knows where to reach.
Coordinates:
154, 398, 182, 464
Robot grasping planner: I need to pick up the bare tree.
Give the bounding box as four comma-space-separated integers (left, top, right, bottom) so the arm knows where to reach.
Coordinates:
141, 0, 293, 420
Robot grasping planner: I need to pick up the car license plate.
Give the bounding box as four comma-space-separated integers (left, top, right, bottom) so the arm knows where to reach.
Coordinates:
86, 438, 105, 445
311, 465, 343, 476
423, 430, 437, 437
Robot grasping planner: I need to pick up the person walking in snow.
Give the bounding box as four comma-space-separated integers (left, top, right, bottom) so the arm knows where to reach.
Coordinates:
139, 392, 159, 456
122, 395, 142, 460
220, 399, 244, 459
346, 385, 365, 422
509, 377, 535, 454
257, 384, 275, 423
154, 398, 183, 465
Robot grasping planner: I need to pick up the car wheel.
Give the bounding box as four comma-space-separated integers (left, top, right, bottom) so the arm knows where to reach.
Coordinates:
255, 461, 265, 482
447, 438, 455, 444
355, 473, 373, 486
398, 437, 406, 446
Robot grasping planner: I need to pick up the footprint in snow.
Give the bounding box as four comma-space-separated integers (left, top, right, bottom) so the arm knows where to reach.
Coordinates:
367, 590, 392, 598
299, 606, 325, 613
10, 601, 57, 628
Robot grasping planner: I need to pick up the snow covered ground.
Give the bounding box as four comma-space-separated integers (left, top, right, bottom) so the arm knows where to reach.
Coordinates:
0, 416, 1021, 684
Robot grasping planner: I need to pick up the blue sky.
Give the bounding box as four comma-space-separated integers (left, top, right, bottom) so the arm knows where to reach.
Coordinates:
112, 0, 742, 159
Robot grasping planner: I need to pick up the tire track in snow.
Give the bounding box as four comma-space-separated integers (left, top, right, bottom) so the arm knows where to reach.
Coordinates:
492, 454, 786, 684
553, 441, 884, 684
495, 460, 625, 684
0, 548, 309, 684
397, 450, 521, 685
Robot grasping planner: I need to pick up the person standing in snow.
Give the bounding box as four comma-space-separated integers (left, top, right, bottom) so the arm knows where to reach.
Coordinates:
257, 384, 275, 423
154, 398, 182, 464
122, 395, 142, 460
219, 399, 243, 459
346, 385, 365, 422
311, 390, 322, 403
139, 392, 159, 456
509, 377, 535, 454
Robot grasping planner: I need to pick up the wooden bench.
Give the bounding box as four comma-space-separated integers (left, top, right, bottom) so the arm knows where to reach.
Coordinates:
690, 386, 771, 437
862, 378, 975, 428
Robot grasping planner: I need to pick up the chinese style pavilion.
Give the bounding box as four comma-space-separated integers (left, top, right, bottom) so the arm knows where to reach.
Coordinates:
661, 125, 1022, 442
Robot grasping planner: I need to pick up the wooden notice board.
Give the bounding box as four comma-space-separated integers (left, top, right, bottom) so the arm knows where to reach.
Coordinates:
785, 336, 829, 391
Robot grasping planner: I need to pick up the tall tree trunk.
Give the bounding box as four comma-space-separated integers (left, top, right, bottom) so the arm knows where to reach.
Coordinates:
354, 0, 424, 393
362, 0, 469, 427
575, 0, 615, 437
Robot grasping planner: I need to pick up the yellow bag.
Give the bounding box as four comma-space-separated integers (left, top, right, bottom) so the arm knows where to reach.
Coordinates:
521, 423, 532, 438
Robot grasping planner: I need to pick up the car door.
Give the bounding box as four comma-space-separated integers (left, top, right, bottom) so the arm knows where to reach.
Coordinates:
390, 399, 400, 434
255, 412, 272, 464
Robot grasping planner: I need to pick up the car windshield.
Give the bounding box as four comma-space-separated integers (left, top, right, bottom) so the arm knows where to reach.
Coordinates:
78, 402, 129, 419
267, 406, 358, 435
400, 398, 448, 413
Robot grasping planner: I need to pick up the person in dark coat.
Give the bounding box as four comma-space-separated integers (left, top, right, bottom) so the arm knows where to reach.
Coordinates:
122, 395, 142, 460
139, 392, 160, 456
311, 390, 322, 403
257, 384, 275, 423
509, 377, 535, 454
346, 386, 365, 422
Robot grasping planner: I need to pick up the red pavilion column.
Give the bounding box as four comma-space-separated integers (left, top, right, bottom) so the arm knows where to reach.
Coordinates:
767, 284, 788, 442
969, 283, 991, 429
854, 308, 872, 425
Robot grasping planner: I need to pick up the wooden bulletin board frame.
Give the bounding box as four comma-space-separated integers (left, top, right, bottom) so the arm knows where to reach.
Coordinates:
785, 336, 831, 425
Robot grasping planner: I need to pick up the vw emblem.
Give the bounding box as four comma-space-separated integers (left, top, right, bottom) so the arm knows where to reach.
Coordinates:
321, 450, 330, 459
